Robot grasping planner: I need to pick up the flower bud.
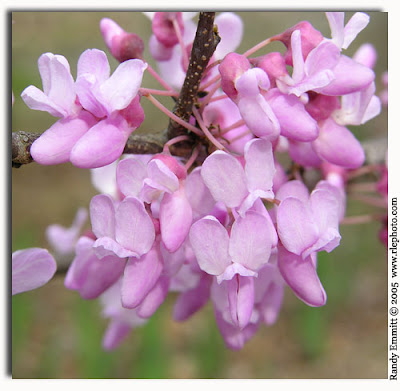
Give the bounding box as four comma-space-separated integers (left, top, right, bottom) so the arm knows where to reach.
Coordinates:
100, 18, 144, 62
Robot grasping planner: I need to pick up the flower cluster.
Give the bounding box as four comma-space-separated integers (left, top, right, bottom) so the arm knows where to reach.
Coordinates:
14, 11, 387, 351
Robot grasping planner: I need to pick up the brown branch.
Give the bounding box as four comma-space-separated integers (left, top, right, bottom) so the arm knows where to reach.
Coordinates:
167, 12, 220, 142
12, 131, 41, 168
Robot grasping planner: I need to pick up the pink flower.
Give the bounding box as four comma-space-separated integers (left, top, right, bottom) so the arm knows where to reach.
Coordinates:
201, 138, 276, 215
12, 248, 57, 295
276, 180, 341, 260
21, 49, 147, 168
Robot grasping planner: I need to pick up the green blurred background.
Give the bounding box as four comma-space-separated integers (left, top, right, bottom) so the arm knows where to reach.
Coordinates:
11, 11, 388, 378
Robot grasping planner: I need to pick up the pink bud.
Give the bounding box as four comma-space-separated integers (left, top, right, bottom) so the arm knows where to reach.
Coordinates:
251, 52, 288, 87
219, 53, 251, 100
152, 12, 184, 47
100, 18, 144, 62
275, 21, 323, 66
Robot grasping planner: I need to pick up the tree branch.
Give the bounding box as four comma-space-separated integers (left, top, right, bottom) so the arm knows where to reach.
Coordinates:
167, 12, 220, 142
12, 131, 41, 168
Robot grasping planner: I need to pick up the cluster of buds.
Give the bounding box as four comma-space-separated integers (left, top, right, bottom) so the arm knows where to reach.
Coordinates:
12, 11, 387, 351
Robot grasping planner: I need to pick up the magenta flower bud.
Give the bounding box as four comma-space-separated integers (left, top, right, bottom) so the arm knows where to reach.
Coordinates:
152, 12, 184, 47
251, 52, 288, 87
275, 21, 324, 66
219, 53, 251, 101
100, 18, 144, 62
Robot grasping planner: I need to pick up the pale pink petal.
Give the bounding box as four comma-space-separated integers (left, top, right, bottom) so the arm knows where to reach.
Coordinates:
66, 237, 125, 299
30, 111, 97, 165
149, 34, 174, 61
12, 248, 56, 295
275, 180, 309, 203
305, 41, 340, 77
288, 140, 323, 167
98, 59, 147, 112
214, 308, 259, 350
244, 138, 276, 194
46, 207, 88, 256
159, 186, 193, 253
278, 245, 326, 307
352, 43, 377, 68
116, 158, 147, 198
362, 95, 381, 124
312, 118, 365, 169
189, 216, 231, 276
229, 211, 275, 271
136, 276, 169, 318
266, 90, 319, 142
259, 282, 284, 325
217, 262, 258, 284
75, 74, 108, 118
276, 197, 319, 257
343, 12, 370, 50
227, 276, 255, 329
115, 197, 155, 257
147, 159, 179, 193
102, 320, 131, 351
316, 55, 375, 96
121, 243, 163, 308
91, 160, 118, 198
90, 194, 116, 239
185, 167, 216, 219
77, 48, 110, 82
70, 116, 131, 169
37, 53, 75, 115
325, 12, 345, 48
214, 12, 243, 60
290, 30, 305, 83
237, 94, 280, 140
93, 237, 138, 259
201, 151, 248, 208
21, 86, 67, 117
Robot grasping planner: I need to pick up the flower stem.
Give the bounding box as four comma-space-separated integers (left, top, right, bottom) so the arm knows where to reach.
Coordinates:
173, 19, 189, 71
146, 65, 176, 92
243, 37, 273, 57
146, 94, 203, 136
192, 107, 226, 151
140, 87, 179, 97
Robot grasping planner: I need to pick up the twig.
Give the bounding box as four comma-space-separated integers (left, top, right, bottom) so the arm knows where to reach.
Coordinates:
167, 12, 220, 142
12, 131, 41, 168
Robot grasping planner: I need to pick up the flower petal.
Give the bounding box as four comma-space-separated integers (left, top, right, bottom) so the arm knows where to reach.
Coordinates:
277, 197, 319, 257
229, 211, 275, 271
227, 275, 255, 329
116, 157, 147, 198
115, 197, 155, 257
159, 186, 193, 253
201, 151, 248, 208
312, 118, 365, 169
278, 245, 326, 307
214, 12, 243, 60
70, 116, 131, 169
12, 248, 57, 295
90, 194, 116, 239
189, 216, 231, 276
244, 138, 276, 194
136, 276, 169, 318
29, 111, 97, 166
98, 59, 147, 112
121, 243, 163, 308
